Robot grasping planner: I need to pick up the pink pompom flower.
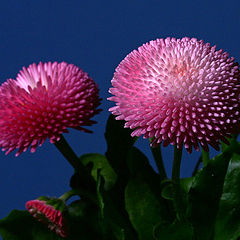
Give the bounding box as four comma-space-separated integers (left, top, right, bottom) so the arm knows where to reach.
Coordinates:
26, 198, 67, 238
109, 37, 240, 153
0, 62, 101, 156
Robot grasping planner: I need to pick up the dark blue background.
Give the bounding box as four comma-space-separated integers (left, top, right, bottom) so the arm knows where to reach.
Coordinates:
0, 0, 239, 222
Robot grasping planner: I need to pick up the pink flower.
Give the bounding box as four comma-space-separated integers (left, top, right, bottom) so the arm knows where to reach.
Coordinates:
26, 199, 67, 238
0, 62, 101, 156
109, 37, 240, 153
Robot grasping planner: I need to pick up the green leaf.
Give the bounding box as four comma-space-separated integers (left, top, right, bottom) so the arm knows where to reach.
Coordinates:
105, 114, 136, 182
0, 210, 33, 240
32, 226, 63, 240
154, 221, 194, 240
127, 147, 158, 179
128, 146, 175, 217
95, 172, 128, 240
97, 179, 138, 240
221, 134, 239, 153
67, 200, 102, 239
160, 180, 175, 200
101, 115, 139, 239
79, 153, 117, 190
125, 147, 175, 239
179, 177, 194, 216
96, 169, 105, 219
127, 147, 172, 205
0, 210, 62, 240
160, 177, 193, 202
187, 151, 232, 240
180, 177, 194, 194
69, 161, 96, 193
159, 177, 194, 227
125, 178, 170, 240
214, 153, 240, 240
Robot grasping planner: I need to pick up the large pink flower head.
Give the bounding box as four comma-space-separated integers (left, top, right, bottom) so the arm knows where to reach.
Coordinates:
0, 62, 101, 156
26, 198, 67, 238
109, 37, 240, 153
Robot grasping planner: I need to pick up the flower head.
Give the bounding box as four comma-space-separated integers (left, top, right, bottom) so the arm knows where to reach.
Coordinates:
26, 197, 67, 238
109, 37, 240, 152
0, 62, 101, 156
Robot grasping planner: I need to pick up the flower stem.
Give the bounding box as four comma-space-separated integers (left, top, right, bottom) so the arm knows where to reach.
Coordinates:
54, 134, 85, 172
202, 149, 210, 167
59, 189, 80, 202
59, 189, 98, 204
54, 135, 97, 196
172, 146, 185, 221
172, 146, 182, 182
150, 144, 167, 180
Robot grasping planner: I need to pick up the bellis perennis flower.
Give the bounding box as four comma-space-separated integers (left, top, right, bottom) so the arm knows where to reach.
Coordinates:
109, 37, 240, 153
26, 197, 67, 238
0, 62, 101, 156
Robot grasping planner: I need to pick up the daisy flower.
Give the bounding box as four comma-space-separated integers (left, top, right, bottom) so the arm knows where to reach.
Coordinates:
109, 37, 240, 152
0, 62, 101, 156
26, 198, 67, 238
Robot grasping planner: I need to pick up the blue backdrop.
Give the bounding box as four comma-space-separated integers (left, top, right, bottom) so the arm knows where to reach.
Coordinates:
0, 0, 239, 224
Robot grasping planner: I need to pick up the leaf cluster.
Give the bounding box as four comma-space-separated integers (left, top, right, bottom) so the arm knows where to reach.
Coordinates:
0, 115, 240, 239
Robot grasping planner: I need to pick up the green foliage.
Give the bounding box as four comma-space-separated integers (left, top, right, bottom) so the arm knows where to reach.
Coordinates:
1, 115, 240, 239
105, 114, 136, 183
214, 154, 240, 240
187, 151, 232, 240
124, 146, 174, 239
125, 178, 170, 240
154, 221, 194, 240
96, 172, 133, 240
161, 180, 175, 200
66, 200, 101, 239
80, 153, 117, 190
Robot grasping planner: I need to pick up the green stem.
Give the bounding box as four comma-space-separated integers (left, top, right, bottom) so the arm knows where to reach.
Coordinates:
172, 146, 185, 221
59, 189, 81, 202
172, 146, 183, 182
150, 144, 167, 180
59, 189, 98, 204
97, 170, 104, 219
202, 149, 210, 167
54, 134, 85, 173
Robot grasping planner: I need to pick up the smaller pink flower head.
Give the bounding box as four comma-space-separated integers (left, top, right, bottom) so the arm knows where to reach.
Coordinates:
0, 62, 101, 156
109, 37, 240, 153
26, 199, 67, 238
